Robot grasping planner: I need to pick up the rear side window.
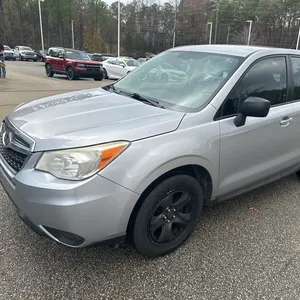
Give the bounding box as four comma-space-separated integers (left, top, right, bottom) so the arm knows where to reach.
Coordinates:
291, 56, 300, 101
220, 56, 287, 118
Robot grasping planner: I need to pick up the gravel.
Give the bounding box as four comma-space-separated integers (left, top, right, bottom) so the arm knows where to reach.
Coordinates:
1, 176, 300, 300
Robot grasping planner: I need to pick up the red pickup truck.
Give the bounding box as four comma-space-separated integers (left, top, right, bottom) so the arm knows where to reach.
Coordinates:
45, 47, 104, 81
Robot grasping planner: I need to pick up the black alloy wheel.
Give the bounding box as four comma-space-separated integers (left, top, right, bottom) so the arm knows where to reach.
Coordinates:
66, 66, 75, 80
45, 64, 54, 77
132, 174, 203, 257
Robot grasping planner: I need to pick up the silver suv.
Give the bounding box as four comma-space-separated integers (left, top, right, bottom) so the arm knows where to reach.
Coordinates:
1, 45, 300, 257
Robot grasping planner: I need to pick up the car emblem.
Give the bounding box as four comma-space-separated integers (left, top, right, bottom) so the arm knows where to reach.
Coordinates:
2, 130, 12, 148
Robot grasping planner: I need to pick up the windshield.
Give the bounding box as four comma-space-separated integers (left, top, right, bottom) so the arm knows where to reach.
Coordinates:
65, 50, 90, 60
113, 50, 242, 112
4, 46, 11, 50
20, 46, 33, 51
125, 58, 140, 67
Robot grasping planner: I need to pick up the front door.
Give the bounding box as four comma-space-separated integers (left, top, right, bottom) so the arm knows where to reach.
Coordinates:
217, 56, 295, 197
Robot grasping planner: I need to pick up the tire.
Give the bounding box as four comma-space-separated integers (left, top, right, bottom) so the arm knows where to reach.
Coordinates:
66, 66, 75, 80
103, 68, 108, 79
94, 77, 103, 81
13, 58, 16, 61
45, 63, 54, 77
132, 174, 203, 257
33, 59, 37, 62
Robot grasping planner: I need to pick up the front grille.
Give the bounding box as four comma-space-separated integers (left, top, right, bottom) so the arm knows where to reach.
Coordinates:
0, 122, 30, 172
85, 64, 101, 71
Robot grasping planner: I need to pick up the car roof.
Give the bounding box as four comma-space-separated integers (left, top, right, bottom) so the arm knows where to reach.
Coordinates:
169, 44, 300, 58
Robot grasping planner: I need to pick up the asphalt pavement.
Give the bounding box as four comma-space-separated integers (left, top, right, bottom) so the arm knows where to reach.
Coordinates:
1, 62, 300, 300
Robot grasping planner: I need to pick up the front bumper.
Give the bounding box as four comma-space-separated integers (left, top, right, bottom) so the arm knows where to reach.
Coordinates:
21, 55, 37, 60
74, 69, 104, 78
0, 152, 139, 248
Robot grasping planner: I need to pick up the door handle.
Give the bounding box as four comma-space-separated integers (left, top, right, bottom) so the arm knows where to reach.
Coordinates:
280, 117, 293, 127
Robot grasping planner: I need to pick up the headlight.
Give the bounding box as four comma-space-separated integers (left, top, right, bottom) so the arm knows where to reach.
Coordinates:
76, 63, 85, 68
36, 141, 129, 180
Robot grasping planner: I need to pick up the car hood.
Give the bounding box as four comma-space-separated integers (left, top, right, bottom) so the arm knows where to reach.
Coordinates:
8, 88, 185, 152
20, 50, 35, 54
4, 50, 14, 54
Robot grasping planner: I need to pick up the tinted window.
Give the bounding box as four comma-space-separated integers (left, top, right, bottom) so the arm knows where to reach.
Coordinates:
49, 49, 58, 57
291, 57, 300, 100
107, 58, 116, 65
65, 50, 89, 60
125, 59, 140, 67
19, 46, 33, 51
220, 56, 287, 117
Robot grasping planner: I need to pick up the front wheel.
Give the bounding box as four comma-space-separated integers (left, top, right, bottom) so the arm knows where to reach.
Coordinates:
45, 64, 54, 77
94, 77, 103, 81
132, 174, 203, 257
66, 66, 75, 80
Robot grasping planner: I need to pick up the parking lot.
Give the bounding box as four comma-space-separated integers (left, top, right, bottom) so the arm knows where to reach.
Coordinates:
1, 61, 300, 300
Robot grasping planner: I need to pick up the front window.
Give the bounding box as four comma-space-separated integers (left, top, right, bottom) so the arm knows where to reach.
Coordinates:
65, 50, 90, 60
124, 58, 140, 67
113, 51, 242, 111
19, 46, 33, 51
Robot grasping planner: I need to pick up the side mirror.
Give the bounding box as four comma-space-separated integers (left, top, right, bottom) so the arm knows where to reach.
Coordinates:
120, 63, 125, 68
234, 97, 270, 127
58, 54, 65, 59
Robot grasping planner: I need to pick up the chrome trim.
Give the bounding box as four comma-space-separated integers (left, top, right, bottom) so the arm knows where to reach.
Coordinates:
38, 225, 85, 248
6, 117, 36, 152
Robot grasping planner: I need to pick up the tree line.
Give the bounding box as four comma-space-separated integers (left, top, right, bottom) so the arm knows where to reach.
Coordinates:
0, 0, 300, 58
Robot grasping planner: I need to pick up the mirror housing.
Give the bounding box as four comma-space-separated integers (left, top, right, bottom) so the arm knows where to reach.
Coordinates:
58, 53, 65, 59
234, 97, 270, 127
120, 63, 125, 68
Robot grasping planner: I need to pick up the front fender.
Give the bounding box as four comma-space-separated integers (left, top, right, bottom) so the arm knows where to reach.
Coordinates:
100, 120, 220, 198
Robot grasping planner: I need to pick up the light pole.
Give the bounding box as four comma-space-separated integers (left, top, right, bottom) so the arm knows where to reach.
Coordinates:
38, 0, 45, 51
247, 20, 253, 46
71, 20, 75, 49
296, 18, 300, 50
214, 0, 219, 44
207, 22, 213, 44
172, 0, 177, 48
117, 0, 120, 57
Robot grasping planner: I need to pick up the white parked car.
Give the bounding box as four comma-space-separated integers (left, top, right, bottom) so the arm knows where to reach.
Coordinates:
102, 57, 140, 79
4, 45, 16, 61
148, 62, 189, 82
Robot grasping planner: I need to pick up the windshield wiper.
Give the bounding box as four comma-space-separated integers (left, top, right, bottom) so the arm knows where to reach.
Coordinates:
119, 90, 165, 109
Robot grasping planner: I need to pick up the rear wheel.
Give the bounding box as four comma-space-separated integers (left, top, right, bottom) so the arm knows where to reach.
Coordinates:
45, 64, 54, 77
66, 66, 75, 80
132, 174, 203, 257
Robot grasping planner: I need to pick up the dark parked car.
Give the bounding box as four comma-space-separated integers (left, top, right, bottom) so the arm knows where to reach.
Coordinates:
37, 50, 48, 62
45, 47, 103, 81
88, 53, 115, 62
4, 45, 16, 61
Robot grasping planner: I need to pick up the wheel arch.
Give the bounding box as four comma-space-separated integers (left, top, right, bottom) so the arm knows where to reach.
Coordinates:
126, 164, 213, 236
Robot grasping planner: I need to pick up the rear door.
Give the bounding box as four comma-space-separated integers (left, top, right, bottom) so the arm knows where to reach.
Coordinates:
48, 48, 59, 71
287, 55, 300, 175
56, 49, 66, 72
217, 56, 296, 197
115, 59, 128, 78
